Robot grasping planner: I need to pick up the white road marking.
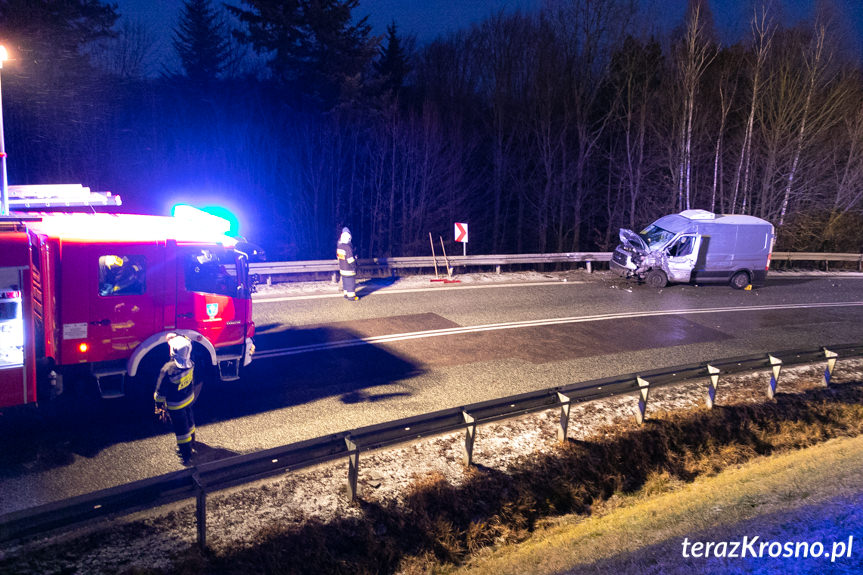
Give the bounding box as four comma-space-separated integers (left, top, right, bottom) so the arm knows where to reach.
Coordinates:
253, 301, 863, 359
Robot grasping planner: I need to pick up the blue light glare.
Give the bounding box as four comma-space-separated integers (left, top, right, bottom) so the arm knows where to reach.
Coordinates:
200, 206, 240, 237
171, 203, 241, 237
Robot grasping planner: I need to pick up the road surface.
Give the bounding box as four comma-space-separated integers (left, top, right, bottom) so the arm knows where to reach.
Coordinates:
1, 270, 862, 514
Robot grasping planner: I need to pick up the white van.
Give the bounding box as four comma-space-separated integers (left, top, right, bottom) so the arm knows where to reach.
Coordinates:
610, 210, 775, 289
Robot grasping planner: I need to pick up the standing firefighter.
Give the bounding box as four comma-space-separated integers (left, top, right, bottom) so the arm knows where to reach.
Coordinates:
154, 334, 197, 465
337, 227, 359, 300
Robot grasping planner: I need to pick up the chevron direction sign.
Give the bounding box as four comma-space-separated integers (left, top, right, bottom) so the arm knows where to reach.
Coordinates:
454, 222, 468, 243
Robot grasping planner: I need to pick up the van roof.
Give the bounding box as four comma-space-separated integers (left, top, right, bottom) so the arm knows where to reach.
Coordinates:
22, 213, 238, 247
654, 212, 772, 234
712, 214, 772, 226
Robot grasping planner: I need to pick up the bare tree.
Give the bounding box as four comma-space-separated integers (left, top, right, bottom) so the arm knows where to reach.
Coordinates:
607, 35, 663, 228
90, 19, 158, 78
672, 0, 718, 211
731, 2, 774, 214
777, 5, 841, 226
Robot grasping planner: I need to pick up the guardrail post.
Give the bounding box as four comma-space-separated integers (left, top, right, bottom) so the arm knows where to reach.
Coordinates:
706, 364, 721, 409
193, 471, 207, 551
345, 436, 359, 502
823, 348, 838, 386
495, 265, 501, 274
635, 377, 650, 425
767, 355, 782, 400
557, 392, 572, 442
463, 411, 476, 466
586, 261, 592, 273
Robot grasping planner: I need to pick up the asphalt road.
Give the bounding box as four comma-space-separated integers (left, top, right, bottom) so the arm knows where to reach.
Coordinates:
1, 271, 862, 515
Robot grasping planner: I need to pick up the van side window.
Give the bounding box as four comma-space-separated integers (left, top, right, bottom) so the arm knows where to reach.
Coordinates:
668, 236, 694, 258
184, 249, 238, 297
99, 255, 146, 296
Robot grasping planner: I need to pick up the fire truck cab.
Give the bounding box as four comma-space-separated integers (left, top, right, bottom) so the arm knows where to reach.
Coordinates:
0, 190, 256, 408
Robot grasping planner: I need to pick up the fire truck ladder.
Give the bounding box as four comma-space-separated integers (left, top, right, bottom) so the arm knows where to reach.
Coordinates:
7, 184, 122, 210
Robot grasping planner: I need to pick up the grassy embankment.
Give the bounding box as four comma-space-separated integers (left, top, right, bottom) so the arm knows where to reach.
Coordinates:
195, 380, 863, 574
448, 430, 863, 574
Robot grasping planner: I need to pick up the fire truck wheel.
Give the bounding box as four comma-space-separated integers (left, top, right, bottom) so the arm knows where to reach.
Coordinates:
191, 344, 213, 402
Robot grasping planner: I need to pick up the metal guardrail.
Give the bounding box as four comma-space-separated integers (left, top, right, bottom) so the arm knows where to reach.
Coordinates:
250, 251, 863, 280
1, 343, 861, 549
249, 252, 612, 279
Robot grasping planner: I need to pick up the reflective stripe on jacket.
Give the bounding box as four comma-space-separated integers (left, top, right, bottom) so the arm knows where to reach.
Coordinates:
337, 242, 357, 275
154, 362, 196, 411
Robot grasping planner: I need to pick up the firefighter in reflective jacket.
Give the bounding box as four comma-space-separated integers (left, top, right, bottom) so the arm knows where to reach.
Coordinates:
337, 227, 359, 300
154, 334, 197, 464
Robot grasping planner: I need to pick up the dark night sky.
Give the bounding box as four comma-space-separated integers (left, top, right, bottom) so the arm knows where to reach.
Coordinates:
114, 0, 542, 70
112, 0, 862, 73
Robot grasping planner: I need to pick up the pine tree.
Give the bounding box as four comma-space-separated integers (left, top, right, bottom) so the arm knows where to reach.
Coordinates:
374, 21, 408, 95
228, 0, 376, 107
172, 0, 230, 83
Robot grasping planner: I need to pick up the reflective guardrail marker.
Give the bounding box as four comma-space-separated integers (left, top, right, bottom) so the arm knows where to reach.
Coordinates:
767, 355, 783, 400
706, 364, 721, 409
635, 377, 650, 425
824, 348, 838, 387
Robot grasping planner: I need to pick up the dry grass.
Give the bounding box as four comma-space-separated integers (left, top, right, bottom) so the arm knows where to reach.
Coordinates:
448, 433, 863, 574
191, 382, 863, 574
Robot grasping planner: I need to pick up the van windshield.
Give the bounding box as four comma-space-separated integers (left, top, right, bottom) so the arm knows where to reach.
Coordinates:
639, 225, 675, 249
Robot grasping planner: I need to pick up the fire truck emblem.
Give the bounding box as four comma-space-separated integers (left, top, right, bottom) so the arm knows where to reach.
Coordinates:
206, 303, 219, 319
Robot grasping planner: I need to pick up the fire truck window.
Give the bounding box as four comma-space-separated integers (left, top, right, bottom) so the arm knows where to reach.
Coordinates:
184, 249, 238, 296
99, 255, 146, 296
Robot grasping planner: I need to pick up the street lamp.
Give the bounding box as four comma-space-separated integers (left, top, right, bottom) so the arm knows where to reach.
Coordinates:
0, 45, 8, 216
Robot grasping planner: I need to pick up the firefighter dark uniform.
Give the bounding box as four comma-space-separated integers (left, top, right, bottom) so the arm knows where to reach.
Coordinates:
337, 227, 359, 300
155, 334, 197, 464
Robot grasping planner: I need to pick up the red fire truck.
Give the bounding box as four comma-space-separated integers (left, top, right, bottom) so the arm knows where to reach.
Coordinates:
0, 186, 256, 408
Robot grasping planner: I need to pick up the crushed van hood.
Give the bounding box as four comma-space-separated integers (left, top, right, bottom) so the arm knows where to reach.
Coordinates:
619, 228, 648, 252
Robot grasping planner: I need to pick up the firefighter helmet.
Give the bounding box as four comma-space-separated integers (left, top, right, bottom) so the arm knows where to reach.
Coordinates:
167, 333, 193, 369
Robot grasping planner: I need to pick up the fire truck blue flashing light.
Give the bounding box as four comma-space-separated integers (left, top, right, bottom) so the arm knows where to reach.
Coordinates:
171, 204, 240, 237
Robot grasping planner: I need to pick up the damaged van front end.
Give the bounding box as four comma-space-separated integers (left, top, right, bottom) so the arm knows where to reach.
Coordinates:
610, 222, 703, 289
610, 228, 671, 288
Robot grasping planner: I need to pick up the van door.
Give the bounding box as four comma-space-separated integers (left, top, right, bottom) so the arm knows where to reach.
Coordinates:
664, 234, 702, 283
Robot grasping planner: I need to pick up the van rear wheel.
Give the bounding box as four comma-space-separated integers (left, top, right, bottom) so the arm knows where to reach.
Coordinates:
730, 271, 750, 290
645, 269, 667, 289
